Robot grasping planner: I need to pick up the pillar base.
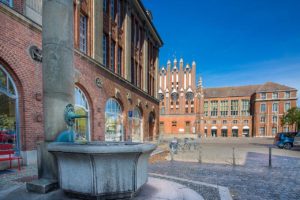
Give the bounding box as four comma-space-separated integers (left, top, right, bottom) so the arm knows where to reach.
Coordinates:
26, 178, 58, 194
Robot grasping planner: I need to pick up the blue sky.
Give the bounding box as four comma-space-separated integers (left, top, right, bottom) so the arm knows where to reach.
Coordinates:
142, 0, 300, 105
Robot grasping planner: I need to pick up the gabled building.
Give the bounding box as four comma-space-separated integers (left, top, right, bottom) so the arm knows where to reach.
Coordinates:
158, 59, 199, 135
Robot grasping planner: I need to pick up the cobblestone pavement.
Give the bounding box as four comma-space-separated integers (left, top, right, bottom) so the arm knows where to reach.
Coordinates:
0, 165, 37, 192
149, 159, 300, 200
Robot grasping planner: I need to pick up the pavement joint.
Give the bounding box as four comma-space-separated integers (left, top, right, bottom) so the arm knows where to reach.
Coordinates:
149, 173, 233, 200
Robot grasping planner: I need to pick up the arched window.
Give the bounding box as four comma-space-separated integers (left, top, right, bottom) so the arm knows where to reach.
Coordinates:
74, 87, 90, 141
0, 64, 19, 151
131, 107, 142, 142
105, 98, 123, 141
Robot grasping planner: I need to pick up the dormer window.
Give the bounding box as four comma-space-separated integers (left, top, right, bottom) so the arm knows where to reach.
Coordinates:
285, 91, 290, 98
272, 92, 278, 99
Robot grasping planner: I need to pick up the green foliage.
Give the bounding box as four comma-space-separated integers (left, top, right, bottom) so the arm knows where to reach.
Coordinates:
0, 114, 14, 130
281, 107, 300, 131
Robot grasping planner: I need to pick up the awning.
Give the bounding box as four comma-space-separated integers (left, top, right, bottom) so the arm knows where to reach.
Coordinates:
211, 126, 217, 130
221, 126, 228, 129
232, 126, 238, 129
243, 126, 250, 129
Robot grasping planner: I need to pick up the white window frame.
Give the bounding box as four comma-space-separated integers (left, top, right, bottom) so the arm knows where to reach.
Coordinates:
260, 103, 266, 113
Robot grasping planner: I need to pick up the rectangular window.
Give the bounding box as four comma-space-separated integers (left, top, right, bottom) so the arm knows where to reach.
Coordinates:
285, 91, 290, 98
131, 59, 134, 84
272, 127, 277, 135
231, 100, 239, 116
117, 0, 122, 28
272, 92, 278, 99
110, 40, 115, 71
284, 127, 289, 132
233, 120, 238, 124
172, 121, 177, 126
259, 127, 265, 136
241, 99, 250, 116
191, 107, 194, 113
272, 103, 278, 112
0, 0, 13, 7
261, 92, 266, 99
243, 120, 248, 125
223, 120, 227, 124
272, 116, 277, 123
220, 100, 228, 116
185, 107, 188, 113
284, 102, 291, 112
260, 116, 265, 123
117, 47, 122, 75
212, 120, 217, 124
102, 34, 108, 67
160, 107, 165, 115
79, 14, 87, 53
210, 100, 218, 116
260, 103, 266, 113
103, 0, 107, 13
204, 101, 208, 116
110, 0, 115, 19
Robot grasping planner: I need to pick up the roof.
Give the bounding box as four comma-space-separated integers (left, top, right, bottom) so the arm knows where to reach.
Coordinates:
204, 82, 297, 98
256, 82, 296, 92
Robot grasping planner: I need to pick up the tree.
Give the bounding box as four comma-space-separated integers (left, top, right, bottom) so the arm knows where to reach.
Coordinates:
281, 107, 300, 132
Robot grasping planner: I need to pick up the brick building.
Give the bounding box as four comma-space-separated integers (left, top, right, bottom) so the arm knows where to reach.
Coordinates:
197, 82, 297, 137
158, 59, 297, 137
158, 59, 199, 135
0, 0, 162, 166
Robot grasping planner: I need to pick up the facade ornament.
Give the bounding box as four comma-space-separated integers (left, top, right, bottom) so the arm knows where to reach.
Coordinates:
115, 88, 121, 99
95, 77, 103, 88
137, 99, 142, 107
29, 45, 42, 62
127, 92, 132, 104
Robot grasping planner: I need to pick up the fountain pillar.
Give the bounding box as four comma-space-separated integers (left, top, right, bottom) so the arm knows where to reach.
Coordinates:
27, 0, 74, 193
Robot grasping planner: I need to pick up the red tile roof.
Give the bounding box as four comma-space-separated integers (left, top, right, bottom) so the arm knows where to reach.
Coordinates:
203, 82, 296, 98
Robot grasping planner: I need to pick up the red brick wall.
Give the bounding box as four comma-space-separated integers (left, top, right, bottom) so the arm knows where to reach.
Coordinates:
253, 91, 297, 136
0, 6, 159, 151
201, 96, 253, 137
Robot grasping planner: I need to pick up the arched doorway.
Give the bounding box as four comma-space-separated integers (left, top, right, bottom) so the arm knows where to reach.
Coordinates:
148, 112, 155, 141
105, 98, 123, 141
0, 64, 19, 152
74, 86, 90, 142
131, 107, 142, 142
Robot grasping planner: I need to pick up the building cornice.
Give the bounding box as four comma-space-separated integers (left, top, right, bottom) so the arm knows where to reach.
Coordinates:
134, 0, 163, 47
0, 3, 42, 32
255, 98, 297, 102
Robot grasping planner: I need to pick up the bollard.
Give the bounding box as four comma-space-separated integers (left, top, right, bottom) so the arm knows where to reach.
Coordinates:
198, 146, 202, 163
170, 150, 174, 161
232, 147, 236, 166
269, 147, 272, 168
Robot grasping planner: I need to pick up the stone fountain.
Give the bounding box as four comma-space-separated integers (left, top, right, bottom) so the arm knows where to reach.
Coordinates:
26, 0, 156, 199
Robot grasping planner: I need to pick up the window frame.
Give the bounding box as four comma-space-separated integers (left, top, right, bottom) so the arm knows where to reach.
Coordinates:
79, 13, 88, 54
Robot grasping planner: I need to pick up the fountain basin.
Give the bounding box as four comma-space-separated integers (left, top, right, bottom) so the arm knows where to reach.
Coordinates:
48, 142, 156, 199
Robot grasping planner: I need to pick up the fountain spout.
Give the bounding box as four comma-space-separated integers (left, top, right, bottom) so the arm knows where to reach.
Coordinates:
64, 104, 87, 127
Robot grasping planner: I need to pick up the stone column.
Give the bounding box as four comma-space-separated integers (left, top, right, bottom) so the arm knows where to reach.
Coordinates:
143, 32, 148, 92
154, 51, 159, 98
124, 2, 132, 82
33, 0, 74, 187
93, 0, 103, 63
